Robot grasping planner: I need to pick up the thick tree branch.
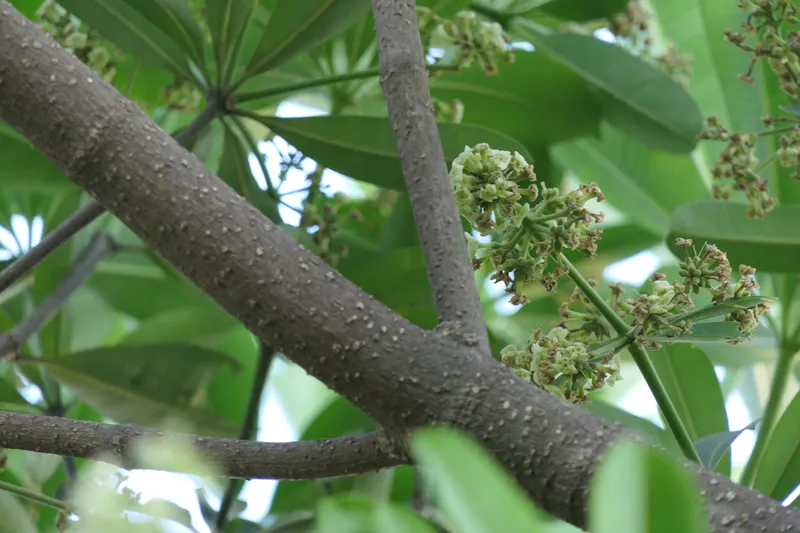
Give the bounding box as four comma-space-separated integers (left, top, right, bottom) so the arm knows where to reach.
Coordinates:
0, 411, 403, 480
371, 0, 489, 355
0, 5, 798, 532
0, 232, 115, 357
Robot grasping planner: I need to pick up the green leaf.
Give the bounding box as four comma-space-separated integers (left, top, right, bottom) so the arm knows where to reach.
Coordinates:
317, 494, 436, 533
694, 421, 758, 471
551, 123, 707, 236
582, 400, 677, 452
0, 125, 74, 191
245, 0, 371, 76
29, 344, 241, 437
410, 427, 545, 533
252, 115, 532, 190
0, 377, 25, 405
669, 296, 775, 325
513, 25, 703, 153
429, 52, 601, 145
668, 202, 800, 274
58, 0, 193, 78
119, 307, 238, 347
534, 0, 630, 21
648, 343, 730, 475
753, 390, 800, 502
0, 492, 37, 533
589, 439, 707, 533
122, 0, 207, 66
206, 0, 257, 78
218, 127, 281, 222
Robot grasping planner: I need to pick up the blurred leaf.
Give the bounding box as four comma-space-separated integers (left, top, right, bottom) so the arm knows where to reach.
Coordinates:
317, 493, 436, 533
245, 0, 371, 76
0, 492, 37, 533
218, 126, 281, 222
119, 307, 238, 347
589, 440, 707, 533
58, 0, 193, 78
207, 326, 260, 425
410, 427, 544, 533
694, 420, 758, 471
7, 0, 42, 19
753, 390, 800, 502
583, 400, 678, 452
380, 194, 419, 252
429, 52, 601, 145
0, 377, 25, 405
533, 0, 629, 21
669, 296, 775, 325
552, 123, 707, 236
88, 263, 218, 320
253, 115, 532, 190
648, 343, 730, 475
123, 0, 207, 65
668, 202, 800, 273
514, 26, 703, 153
0, 125, 74, 191
29, 344, 241, 436
206, 0, 257, 78
699, 328, 776, 367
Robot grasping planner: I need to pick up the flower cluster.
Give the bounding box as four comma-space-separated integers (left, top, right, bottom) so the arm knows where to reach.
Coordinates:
36, 0, 118, 83
699, 116, 777, 218
501, 326, 622, 404
452, 144, 604, 304
725, 0, 800, 98
418, 8, 515, 75
163, 79, 203, 112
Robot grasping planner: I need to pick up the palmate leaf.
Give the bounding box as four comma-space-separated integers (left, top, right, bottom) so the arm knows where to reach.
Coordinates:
206, 0, 257, 81
58, 0, 194, 79
245, 0, 371, 77
122, 0, 206, 67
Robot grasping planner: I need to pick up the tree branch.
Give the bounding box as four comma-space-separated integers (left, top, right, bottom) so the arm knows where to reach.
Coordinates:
0, 232, 115, 357
371, 0, 489, 355
0, 200, 106, 295
0, 5, 798, 532
0, 411, 403, 480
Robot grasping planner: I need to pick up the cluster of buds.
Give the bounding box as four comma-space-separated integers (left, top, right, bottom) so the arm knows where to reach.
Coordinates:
699, 116, 778, 217
418, 8, 515, 75
36, 0, 118, 83
163, 79, 203, 112
453, 144, 605, 304
501, 326, 622, 404
676, 238, 767, 336
726, 0, 800, 98
300, 192, 365, 267
432, 97, 465, 123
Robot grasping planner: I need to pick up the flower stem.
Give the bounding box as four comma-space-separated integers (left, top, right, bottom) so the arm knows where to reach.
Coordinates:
0, 479, 67, 511
235, 64, 459, 104
740, 274, 799, 486
559, 253, 702, 463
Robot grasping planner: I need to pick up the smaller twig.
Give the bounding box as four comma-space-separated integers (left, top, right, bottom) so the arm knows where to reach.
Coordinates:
0, 233, 116, 358
215, 343, 275, 531
0, 200, 107, 295
0, 411, 405, 480
229, 116, 279, 201
0, 479, 67, 511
